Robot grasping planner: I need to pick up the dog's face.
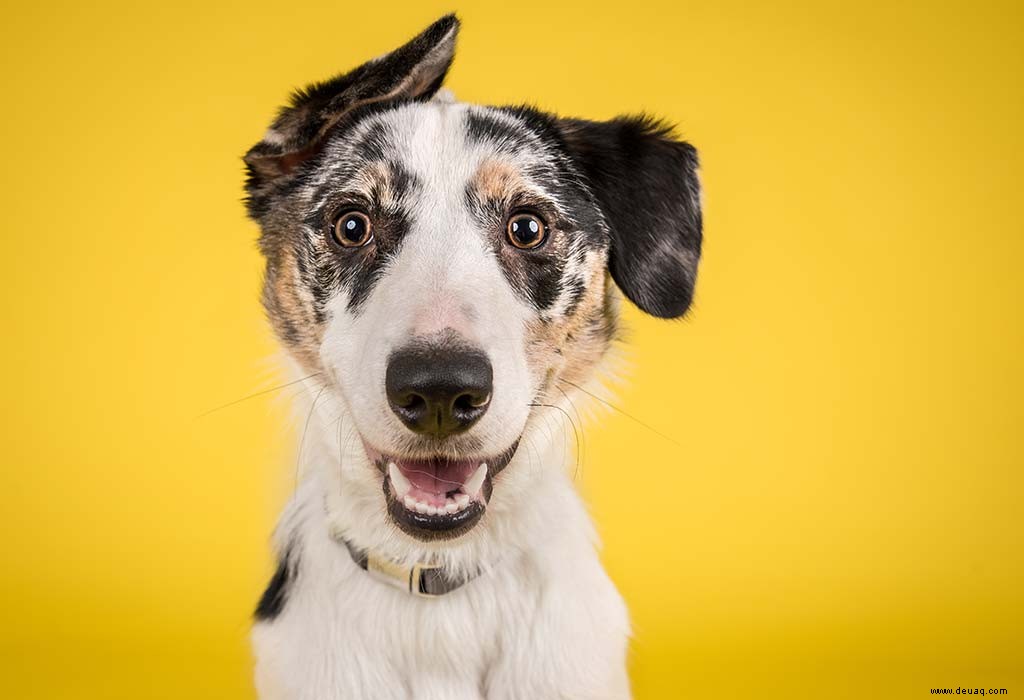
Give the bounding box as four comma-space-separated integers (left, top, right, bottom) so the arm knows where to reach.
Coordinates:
244, 16, 701, 543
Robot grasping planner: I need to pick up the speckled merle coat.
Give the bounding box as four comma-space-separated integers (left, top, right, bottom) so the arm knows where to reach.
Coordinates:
243, 14, 701, 700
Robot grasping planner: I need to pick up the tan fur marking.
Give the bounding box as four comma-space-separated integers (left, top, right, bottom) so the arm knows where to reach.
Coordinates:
526, 251, 614, 399
355, 161, 399, 208
472, 158, 528, 202
266, 246, 323, 373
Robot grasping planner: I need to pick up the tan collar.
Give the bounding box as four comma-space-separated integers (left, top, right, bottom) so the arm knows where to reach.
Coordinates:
341, 539, 478, 597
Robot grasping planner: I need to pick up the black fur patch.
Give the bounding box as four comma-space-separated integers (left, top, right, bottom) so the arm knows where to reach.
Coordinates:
255, 543, 298, 621
556, 115, 702, 318
352, 121, 392, 162
563, 273, 587, 315
465, 110, 535, 153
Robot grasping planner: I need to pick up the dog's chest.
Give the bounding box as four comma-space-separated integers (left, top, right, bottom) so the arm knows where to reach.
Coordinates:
254, 557, 532, 699
252, 534, 630, 700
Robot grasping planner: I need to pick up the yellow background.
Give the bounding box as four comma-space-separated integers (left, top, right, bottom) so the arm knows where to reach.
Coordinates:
2, 1, 1021, 697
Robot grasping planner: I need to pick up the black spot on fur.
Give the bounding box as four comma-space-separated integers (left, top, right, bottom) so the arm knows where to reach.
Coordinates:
563, 274, 587, 314
255, 543, 298, 621
520, 253, 564, 310
390, 161, 415, 200
352, 122, 392, 161
465, 110, 534, 152
276, 313, 303, 347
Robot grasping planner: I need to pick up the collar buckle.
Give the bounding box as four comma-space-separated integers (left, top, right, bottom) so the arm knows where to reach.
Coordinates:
410, 561, 443, 597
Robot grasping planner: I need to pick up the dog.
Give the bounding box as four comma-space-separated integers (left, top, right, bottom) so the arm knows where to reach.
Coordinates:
242, 14, 701, 699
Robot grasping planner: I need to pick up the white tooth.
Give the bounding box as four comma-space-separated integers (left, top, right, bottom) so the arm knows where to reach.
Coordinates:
445, 500, 458, 514
404, 495, 417, 510
388, 462, 411, 499
415, 502, 429, 514
463, 463, 487, 499
426, 505, 438, 516
456, 493, 470, 508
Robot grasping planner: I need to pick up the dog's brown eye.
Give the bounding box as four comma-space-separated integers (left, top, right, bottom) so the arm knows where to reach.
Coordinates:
332, 211, 373, 248
506, 212, 546, 250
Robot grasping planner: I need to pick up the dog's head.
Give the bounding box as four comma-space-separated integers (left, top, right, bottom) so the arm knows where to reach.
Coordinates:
244, 15, 701, 544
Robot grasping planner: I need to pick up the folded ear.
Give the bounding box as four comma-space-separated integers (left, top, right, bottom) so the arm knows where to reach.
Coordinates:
244, 14, 459, 197
558, 116, 702, 318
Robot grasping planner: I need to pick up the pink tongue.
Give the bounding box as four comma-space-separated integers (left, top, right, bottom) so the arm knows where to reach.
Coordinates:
398, 458, 477, 496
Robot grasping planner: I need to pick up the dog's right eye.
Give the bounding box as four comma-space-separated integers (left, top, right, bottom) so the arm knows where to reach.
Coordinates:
331, 211, 373, 248
506, 212, 547, 250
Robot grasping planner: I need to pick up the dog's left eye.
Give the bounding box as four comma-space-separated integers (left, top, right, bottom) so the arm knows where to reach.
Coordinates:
506, 212, 547, 250
331, 211, 373, 248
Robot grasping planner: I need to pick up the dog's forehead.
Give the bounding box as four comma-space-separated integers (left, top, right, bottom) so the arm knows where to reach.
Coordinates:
320, 102, 557, 195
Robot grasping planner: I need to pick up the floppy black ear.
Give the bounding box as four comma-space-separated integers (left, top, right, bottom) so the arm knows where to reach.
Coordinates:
244, 14, 459, 203
559, 116, 702, 318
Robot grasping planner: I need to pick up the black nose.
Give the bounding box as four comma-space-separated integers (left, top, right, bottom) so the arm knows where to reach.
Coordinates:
385, 343, 493, 439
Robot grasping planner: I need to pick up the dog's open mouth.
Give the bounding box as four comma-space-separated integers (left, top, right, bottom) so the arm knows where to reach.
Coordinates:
370, 442, 518, 539
389, 459, 486, 514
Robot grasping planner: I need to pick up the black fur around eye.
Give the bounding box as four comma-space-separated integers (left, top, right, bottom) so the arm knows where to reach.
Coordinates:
506, 212, 546, 250
332, 211, 373, 248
